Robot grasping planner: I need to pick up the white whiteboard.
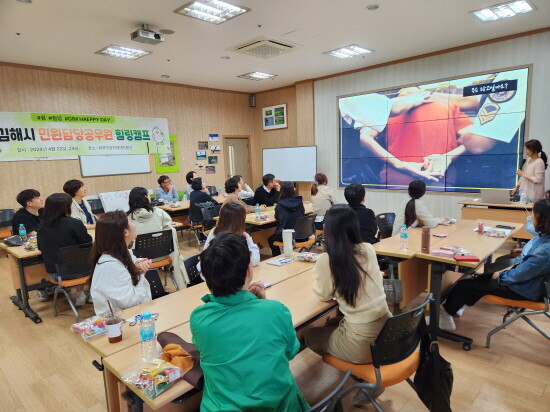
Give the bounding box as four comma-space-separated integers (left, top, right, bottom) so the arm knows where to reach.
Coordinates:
262, 146, 317, 182
99, 190, 131, 212
80, 155, 151, 177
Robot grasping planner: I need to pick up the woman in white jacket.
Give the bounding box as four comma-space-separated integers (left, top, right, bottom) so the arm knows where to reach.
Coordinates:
392, 179, 439, 235
128, 187, 190, 289
91, 211, 152, 316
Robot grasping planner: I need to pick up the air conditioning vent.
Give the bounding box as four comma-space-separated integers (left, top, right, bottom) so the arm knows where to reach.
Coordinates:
228, 37, 297, 59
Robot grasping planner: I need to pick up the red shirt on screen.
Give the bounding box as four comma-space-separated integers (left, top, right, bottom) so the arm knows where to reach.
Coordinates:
386, 103, 472, 162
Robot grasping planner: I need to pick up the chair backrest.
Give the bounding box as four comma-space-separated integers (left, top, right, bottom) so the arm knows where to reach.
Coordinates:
133, 229, 174, 260
184, 253, 204, 287
207, 186, 218, 196
294, 214, 317, 239
144, 269, 169, 299
0, 209, 15, 228
304, 369, 351, 412
55, 243, 93, 279
86, 198, 105, 214
189, 204, 205, 225
375, 213, 396, 240
201, 204, 221, 231
370, 295, 430, 368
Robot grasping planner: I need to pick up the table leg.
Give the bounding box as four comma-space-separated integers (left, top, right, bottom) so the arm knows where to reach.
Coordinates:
430, 262, 473, 350
16, 258, 42, 323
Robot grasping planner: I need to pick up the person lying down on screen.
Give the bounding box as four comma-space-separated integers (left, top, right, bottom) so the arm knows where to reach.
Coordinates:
340, 88, 474, 186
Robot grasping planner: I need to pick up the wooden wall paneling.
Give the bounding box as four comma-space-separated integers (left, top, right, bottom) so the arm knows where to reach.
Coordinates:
0, 64, 254, 208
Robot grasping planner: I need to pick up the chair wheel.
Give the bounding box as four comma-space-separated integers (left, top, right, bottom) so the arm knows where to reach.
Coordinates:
462, 343, 472, 351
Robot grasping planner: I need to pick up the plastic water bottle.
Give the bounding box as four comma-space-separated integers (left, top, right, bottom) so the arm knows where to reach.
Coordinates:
519, 192, 527, 205
399, 225, 408, 251
254, 203, 261, 220
18, 224, 27, 242
140, 312, 156, 362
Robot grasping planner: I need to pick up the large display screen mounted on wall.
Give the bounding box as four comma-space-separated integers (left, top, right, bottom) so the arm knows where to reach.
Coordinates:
338, 67, 529, 192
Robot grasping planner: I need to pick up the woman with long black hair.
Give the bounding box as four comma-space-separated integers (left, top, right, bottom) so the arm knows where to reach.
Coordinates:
392, 179, 439, 235
305, 204, 391, 364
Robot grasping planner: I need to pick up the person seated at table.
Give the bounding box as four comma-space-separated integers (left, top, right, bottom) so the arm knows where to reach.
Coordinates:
224, 177, 265, 213
268, 182, 306, 257
37, 193, 93, 306
344, 183, 378, 244
233, 174, 254, 200
91, 211, 152, 316
253, 173, 281, 207
63, 179, 96, 230
203, 202, 260, 266
189, 177, 219, 208
190, 232, 310, 412
392, 179, 439, 235
440, 198, 550, 331
311, 173, 334, 231
12, 189, 44, 237
185, 171, 196, 195
155, 175, 179, 202
127, 187, 189, 288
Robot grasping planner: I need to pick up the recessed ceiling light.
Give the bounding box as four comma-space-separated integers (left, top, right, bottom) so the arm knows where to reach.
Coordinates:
174, 0, 250, 25
366, 4, 379, 10
159, 29, 175, 35
324, 45, 374, 59
161, 75, 170, 78
95, 45, 151, 60
220, 55, 231, 59
237, 72, 277, 81
17, 0, 32, 3
470, 0, 536, 22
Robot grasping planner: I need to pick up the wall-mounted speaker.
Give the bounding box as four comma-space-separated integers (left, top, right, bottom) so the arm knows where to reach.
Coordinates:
249, 93, 256, 107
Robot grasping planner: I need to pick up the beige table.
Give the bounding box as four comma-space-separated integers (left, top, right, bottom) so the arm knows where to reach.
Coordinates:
1, 230, 95, 324
85, 254, 316, 359
458, 199, 532, 240
415, 219, 522, 350
101, 268, 337, 412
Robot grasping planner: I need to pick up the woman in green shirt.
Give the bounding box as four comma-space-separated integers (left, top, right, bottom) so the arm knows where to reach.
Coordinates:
190, 232, 309, 412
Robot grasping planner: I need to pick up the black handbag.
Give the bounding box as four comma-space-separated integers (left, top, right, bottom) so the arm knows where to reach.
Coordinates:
4, 235, 24, 246
414, 319, 454, 412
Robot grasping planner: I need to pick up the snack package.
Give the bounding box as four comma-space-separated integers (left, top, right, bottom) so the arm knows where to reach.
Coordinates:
123, 359, 182, 399
296, 252, 318, 262
71, 316, 106, 341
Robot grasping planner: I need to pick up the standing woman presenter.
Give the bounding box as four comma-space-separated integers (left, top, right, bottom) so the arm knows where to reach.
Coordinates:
513, 139, 547, 202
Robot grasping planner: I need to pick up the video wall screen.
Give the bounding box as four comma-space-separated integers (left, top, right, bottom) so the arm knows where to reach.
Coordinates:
339, 67, 529, 192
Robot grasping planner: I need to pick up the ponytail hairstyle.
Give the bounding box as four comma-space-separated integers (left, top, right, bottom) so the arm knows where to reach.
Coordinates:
91, 211, 140, 286
404, 180, 426, 227
525, 139, 548, 170
311, 173, 328, 196
323, 204, 370, 307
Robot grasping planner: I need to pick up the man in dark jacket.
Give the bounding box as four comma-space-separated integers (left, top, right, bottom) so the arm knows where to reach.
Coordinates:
344, 183, 379, 244
268, 182, 306, 256
253, 174, 281, 207
12, 189, 44, 236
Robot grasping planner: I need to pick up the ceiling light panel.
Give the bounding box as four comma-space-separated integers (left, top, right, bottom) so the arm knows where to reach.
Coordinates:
324, 45, 374, 59
470, 0, 536, 22
237, 72, 277, 81
95, 45, 151, 60
174, 1, 250, 24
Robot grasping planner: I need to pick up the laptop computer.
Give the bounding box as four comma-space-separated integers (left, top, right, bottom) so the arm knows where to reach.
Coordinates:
480, 189, 512, 204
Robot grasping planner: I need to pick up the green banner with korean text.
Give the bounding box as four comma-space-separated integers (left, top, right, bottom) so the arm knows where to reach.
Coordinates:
0, 112, 170, 159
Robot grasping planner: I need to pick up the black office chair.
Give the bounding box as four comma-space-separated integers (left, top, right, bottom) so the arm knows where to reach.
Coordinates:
0, 209, 15, 237
133, 230, 176, 288
188, 204, 205, 247
375, 213, 396, 240
144, 269, 169, 299
304, 369, 352, 412
86, 198, 105, 214
206, 186, 218, 196
273, 214, 317, 252
322, 296, 431, 412
201, 204, 221, 235
52, 243, 93, 322
184, 253, 204, 287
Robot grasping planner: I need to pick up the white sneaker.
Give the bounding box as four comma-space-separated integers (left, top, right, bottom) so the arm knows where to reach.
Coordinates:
454, 306, 466, 318
74, 292, 87, 307
439, 311, 457, 331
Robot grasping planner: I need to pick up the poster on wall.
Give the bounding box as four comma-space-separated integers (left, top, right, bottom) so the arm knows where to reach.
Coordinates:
0, 112, 170, 160
338, 67, 529, 192
210, 145, 221, 154
262, 104, 287, 130
206, 166, 215, 174
196, 151, 206, 160
155, 134, 180, 173
208, 133, 219, 142
198, 141, 208, 149
208, 156, 218, 164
